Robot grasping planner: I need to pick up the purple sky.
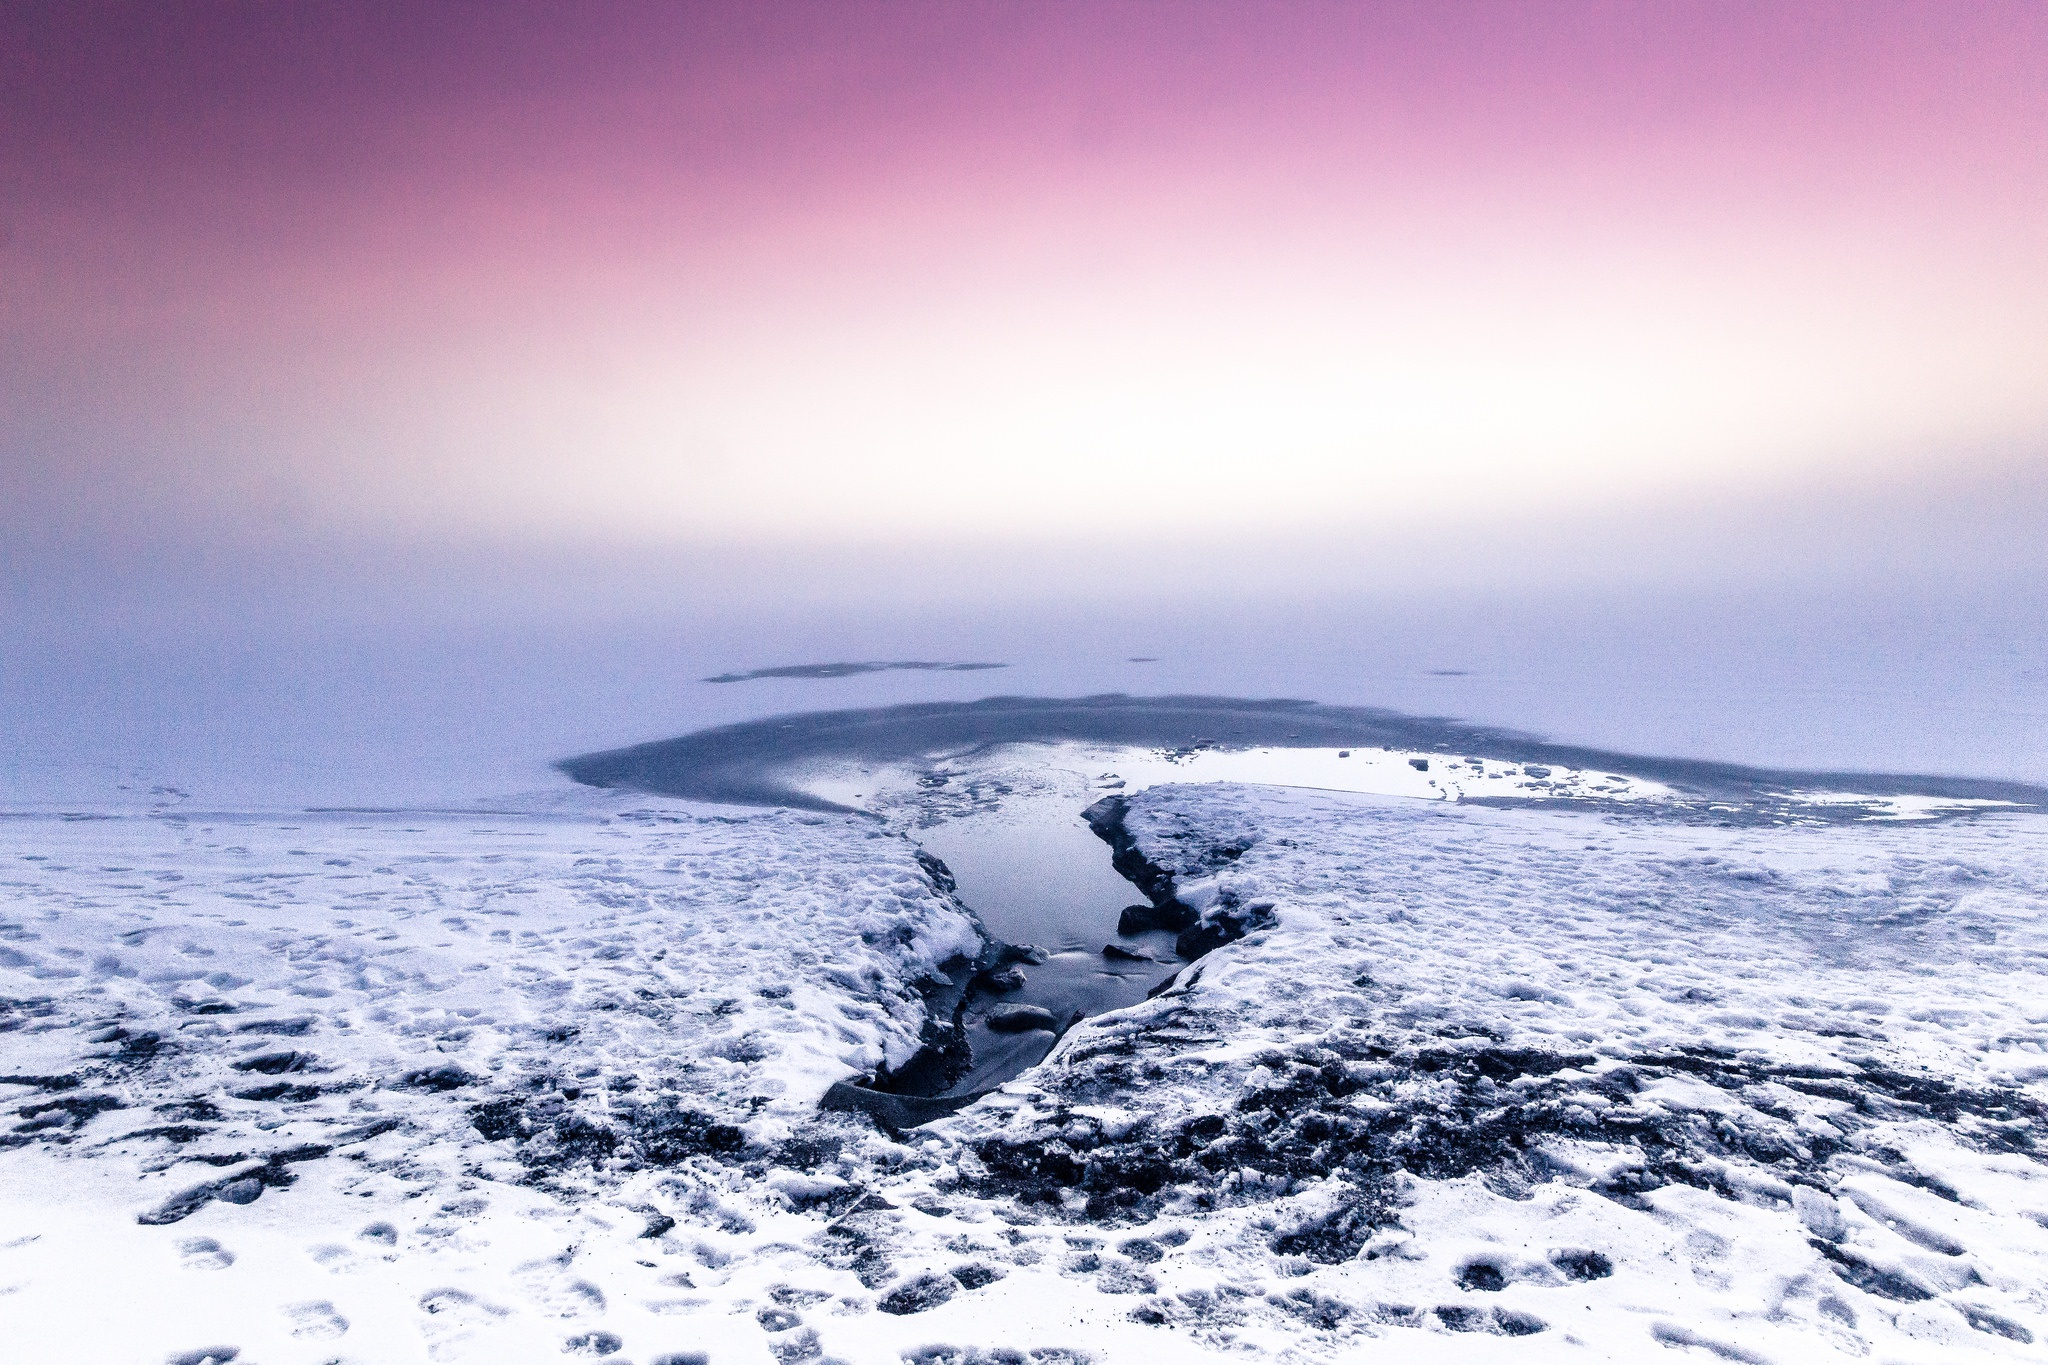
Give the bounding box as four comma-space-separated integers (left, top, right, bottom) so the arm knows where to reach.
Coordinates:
5, 2, 2045, 576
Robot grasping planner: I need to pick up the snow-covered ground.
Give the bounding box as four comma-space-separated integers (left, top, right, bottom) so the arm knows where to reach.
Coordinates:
5, 771, 2048, 1362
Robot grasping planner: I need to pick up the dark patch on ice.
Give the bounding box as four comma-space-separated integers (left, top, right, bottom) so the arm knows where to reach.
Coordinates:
558, 693, 2048, 819
822, 1082, 981, 1133
121, 1123, 212, 1143
986, 1005, 1059, 1033
1960, 1304, 2035, 1343
234, 1016, 314, 1036
1550, 1248, 1613, 1281
0, 1072, 81, 1091
1808, 1239, 1935, 1301
878, 1272, 958, 1314
704, 661, 1008, 683
959, 1027, 2046, 1241
562, 1330, 624, 1356
903, 1350, 1093, 1365
12, 1092, 122, 1134
468, 1092, 744, 1174
1267, 1287, 1351, 1328
1083, 797, 1269, 963
1455, 1260, 1506, 1291
398, 1063, 478, 1091
232, 1082, 322, 1102
1433, 1304, 1487, 1331
137, 1143, 331, 1224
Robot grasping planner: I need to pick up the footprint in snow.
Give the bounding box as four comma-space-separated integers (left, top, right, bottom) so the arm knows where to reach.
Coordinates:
417, 1286, 511, 1361
283, 1299, 349, 1339
514, 1252, 607, 1317
176, 1236, 235, 1270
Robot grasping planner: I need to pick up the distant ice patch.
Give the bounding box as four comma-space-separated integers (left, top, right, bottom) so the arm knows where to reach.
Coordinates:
702, 660, 1009, 683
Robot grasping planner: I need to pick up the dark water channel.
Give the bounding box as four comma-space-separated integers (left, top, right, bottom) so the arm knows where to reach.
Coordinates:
909, 792, 1182, 1096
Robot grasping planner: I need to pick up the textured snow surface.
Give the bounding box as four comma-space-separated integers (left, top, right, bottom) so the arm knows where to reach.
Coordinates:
5, 785, 2048, 1363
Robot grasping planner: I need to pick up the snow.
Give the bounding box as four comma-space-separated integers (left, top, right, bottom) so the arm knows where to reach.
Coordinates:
5, 771, 2048, 1362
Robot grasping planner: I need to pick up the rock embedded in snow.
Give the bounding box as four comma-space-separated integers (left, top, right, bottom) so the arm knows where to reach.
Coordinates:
985, 1004, 1060, 1033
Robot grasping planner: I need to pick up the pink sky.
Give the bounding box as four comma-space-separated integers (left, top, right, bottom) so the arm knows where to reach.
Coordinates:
5, 1, 2045, 560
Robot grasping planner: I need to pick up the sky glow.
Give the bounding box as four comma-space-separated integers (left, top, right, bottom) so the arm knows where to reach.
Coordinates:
5, 1, 2045, 558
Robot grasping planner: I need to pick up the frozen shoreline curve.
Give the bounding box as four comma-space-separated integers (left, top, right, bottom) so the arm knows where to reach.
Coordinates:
558, 693, 2048, 818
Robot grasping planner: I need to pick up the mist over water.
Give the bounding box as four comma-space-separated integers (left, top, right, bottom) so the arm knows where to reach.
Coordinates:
5, 549, 2044, 808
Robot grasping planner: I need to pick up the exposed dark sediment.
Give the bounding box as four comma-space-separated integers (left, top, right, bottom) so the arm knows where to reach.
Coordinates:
1083, 794, 1271, 962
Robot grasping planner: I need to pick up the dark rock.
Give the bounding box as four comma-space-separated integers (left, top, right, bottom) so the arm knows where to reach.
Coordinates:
231, 1051, 308, 1076
122, 1124, 210, 1144
640, 1213, 676, 1239
1409, 758, 1430, 771
981, 966, 1027, 992
985, 1005, 1058, 1034
916, 850, 958, 895
1117, 903, 1190, 934
1175, 922, 1234, 961
1961, 1305, 2035, 1343
215, 1178, 264, 1206
1102, 944, 1150, 962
